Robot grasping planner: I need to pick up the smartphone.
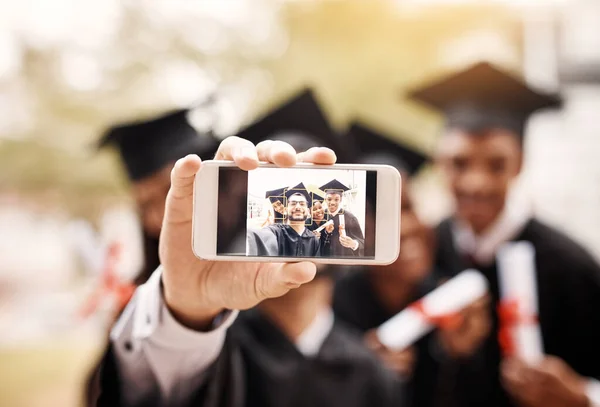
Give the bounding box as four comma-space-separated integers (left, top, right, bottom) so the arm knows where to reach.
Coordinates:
192, 160, 401, 265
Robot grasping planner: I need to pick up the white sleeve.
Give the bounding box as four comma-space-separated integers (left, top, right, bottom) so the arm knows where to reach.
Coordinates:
109, 267, 239, 407
586, 378, 600, 407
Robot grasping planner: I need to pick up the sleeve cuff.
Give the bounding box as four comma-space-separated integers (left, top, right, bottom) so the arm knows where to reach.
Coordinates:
352, 240, 359, 251
586, 379, 600, 407
130, 266, 239, 350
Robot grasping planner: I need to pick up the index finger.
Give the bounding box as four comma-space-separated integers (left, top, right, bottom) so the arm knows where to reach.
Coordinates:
214, 136, 259, 171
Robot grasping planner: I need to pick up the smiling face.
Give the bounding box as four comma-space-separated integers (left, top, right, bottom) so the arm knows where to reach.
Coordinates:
325, 192, 342, 214
437, 128, 522, 234
272, 200, 285, 215
287, 193, 309, 223
312, 201, 325, 221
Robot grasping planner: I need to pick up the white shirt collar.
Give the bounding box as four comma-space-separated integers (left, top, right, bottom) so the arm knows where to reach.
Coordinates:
329, 207, 341, 218
451, 199, 532, 265
295, 307, 335, 357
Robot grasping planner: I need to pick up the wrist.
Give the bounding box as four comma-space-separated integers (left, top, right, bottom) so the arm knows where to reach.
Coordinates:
162, 279, 224, 331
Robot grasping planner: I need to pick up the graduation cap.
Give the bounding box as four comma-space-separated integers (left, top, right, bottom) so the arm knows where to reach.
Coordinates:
408, 62, 562, 139
319, 179, 350, 196
285, 182, 312, 208
98, 108, 219, 181
346, 122, 429, 176
311, 189, 326, 205
234, 88, 349, 160
265, 187, 287, 204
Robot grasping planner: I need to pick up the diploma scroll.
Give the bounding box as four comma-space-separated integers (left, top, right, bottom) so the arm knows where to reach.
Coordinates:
315, 219, 334, 233
338, 214, 346, 237
497, 241, 544, 364
376, 269, 488, 351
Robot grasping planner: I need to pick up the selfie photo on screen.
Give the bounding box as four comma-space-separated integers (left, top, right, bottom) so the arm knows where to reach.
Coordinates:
245, 167, 372, 258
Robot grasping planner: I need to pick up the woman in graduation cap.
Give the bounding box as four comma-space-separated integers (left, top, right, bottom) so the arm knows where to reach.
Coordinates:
90, 95, 403, 407
408, 62, 600, 407
332, 123, 492, 407
98, 107, 221, 286
263, 187, 288, 225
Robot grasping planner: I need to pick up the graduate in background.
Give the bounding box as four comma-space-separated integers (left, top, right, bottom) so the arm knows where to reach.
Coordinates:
332, 122, 491, 407
262, 187, 288, 226
92, 132, 402, 407
98, 108, 219, 285
409, 61, 600, 407
254, 183, 321, 257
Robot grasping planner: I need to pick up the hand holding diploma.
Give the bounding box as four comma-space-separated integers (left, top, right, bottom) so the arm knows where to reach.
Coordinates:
376, 269, 489, 352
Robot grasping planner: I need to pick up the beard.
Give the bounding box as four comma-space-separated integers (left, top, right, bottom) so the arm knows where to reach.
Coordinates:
289, 209, 308, 221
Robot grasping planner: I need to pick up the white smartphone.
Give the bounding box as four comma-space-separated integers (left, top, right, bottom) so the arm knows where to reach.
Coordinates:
192, 160, 401, 265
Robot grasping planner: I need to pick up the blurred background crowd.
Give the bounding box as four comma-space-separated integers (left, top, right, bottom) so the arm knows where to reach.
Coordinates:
1, 0, 600, 406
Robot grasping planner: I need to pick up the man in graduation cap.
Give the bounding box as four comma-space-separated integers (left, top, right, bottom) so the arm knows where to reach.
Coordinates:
98, 108, 219, 285
319, 179, 365, 257
90, 120, 403, 407
250, 183, 321, 257
263, 187, 288, 225
332, 122, 492, 407
408, 61, 600, 407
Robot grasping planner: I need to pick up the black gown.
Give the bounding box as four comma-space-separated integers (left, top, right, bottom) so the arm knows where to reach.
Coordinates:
432, 217, 600, 407
265, 224, 321, 257
324, 210, 364, 257
332, 269, 440, 407
92, 309, 404, 407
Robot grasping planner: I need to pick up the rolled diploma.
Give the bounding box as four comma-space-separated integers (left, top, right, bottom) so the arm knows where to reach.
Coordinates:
315, 219, 334, 233
376, 269, 488, 351
497, 241, 544, 364
338, 214, 346, 237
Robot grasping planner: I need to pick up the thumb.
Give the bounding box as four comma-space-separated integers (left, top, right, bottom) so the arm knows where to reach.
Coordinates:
254, 262, 317, 300
165, 155, 202, 225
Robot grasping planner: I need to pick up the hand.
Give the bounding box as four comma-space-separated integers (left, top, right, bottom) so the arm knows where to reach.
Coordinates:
159, 137, 337, 330
339, 235, 357, 249
437, 294, 492, 359
364, 330, 416, 378
501, 356, 589, 407
325, 222, 334, 234
312, 231, 321, 239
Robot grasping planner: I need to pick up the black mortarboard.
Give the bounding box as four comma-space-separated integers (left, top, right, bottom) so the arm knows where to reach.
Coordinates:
235, 88, 350, 160
319, 179, 350, 196
408, 62, 562, 138
265, 187, 287, 204
98, 108, 219, 181
285, 182, 312, 208
311, 190, 326, 205
346, 122, 429, 176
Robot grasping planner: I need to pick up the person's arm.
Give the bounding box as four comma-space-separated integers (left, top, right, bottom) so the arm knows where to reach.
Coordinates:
108, 268, 238, 407
346, 213, 365, 254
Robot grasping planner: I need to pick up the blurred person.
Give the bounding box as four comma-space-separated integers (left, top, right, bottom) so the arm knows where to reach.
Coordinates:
332, 123, 491, 407
319, 179, 365, 257
90, 136, 403, 407
98, 108, 219, 285
408, 61, 600, 407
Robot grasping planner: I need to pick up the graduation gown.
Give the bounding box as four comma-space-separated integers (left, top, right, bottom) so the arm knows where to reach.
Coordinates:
433, 217, 600, 407
332, 270, 440, 407
324, 210, 364, 257
265, 224, 321, 257
91, 309, 403, 407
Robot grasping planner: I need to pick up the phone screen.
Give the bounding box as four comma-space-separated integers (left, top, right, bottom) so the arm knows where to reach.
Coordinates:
216, 167, 377, 259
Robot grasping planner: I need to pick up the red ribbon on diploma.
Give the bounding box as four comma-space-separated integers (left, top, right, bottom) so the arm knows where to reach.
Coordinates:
79, 242, 136, 319
497, 298, 539, 357
409, 300, 464, 330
